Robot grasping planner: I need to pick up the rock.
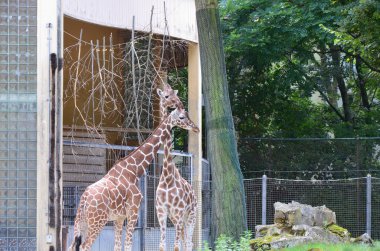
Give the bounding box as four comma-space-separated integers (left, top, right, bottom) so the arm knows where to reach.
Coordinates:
313, 205, 336, 227
291, 224, 308, 236
305, 225, 345, 243
274, 201, 336, 228
255, 224, 281, 238
270, 236, 314, 249
350, 233, 373, 245
274, 201, 304, 227
326, 223, 350, 241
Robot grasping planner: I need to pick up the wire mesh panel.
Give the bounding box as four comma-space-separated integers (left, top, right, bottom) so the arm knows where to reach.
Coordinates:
240, 138, 380, 179
265, 178, 367, 238
244, 178, 262, 233
244, 177, 379, 240
372, 178, 380, 240
0, 0, 37, 250
62, 142, 211, 251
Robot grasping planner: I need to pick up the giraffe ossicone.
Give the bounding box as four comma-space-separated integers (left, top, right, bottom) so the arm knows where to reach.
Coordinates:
68, 107, 199, 251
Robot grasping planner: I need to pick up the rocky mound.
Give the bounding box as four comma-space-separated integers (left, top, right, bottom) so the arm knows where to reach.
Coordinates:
250, 201, 372, 250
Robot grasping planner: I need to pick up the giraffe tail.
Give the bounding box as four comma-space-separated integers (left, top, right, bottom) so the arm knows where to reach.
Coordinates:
74, 235, 82, 251
70, 195, 86, 251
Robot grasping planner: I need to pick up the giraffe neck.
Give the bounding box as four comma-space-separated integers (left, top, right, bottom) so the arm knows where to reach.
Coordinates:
109, 117, 172, 179
159, 101, 178, 177
160, 101, 167, 123
162, 134, 179, 178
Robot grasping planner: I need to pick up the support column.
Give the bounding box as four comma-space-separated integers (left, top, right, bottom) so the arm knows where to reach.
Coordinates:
188, 43, 203, 249
37, 0, 59, 250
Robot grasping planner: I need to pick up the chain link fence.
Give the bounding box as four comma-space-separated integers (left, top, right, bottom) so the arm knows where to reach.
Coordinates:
244, 176, 380, 240
239, 137, 380, 179
62, 138, 380, 250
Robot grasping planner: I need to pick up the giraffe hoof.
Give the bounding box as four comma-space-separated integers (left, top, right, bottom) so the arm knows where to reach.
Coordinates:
174, 247, 179, 251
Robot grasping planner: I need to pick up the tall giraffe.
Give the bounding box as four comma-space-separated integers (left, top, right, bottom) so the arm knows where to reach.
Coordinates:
68, 107, 199, 251
156, 84, 198, 251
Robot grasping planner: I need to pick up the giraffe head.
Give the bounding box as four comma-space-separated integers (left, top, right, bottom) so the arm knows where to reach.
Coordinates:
157, 83, 184, 111
169, 107, 200, 133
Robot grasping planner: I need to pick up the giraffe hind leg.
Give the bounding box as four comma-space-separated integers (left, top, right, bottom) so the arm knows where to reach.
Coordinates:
157, 210, 168, 251
113, 219, 124, 251
68, 209, 86, 251
124, 192, 142, 251
171, 217, 184, 251
79, 218, 107, 251
184, 211, 196, 251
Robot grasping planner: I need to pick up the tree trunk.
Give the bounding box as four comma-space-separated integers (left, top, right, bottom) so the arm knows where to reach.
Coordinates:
355, 56, 371, 110
330, 45, 353, 122
194, 0, 247, 242
319, 45, 338, 108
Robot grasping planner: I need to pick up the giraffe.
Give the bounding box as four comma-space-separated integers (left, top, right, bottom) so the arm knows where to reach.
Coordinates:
68, 107, 199, 251
156, 84, 198, 251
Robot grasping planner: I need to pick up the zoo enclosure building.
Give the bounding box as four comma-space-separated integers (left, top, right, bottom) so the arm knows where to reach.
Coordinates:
0, 0, 203, 250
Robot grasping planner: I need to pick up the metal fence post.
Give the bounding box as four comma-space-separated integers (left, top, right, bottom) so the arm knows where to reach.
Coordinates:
366, 174, 372, 237
262, 175, 267, 225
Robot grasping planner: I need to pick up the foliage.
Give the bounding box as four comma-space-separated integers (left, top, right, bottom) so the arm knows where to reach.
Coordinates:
220, 0, 380, 177
200, 233, 380, 251
220, 0, 380, 138
198, 231, 252, 251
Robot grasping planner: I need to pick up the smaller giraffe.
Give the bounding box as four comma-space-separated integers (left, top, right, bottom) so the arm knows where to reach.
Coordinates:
68, 107, 199, 251
156, 85, 198, 251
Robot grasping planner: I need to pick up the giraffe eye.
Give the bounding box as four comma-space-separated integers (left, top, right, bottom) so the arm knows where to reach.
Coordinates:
179, 116, 185, 120
165, 95, 169, 98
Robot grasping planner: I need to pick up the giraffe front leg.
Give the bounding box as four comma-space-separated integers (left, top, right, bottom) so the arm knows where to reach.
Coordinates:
156, 207, 168, 251
113, 219, 124, 251
184, 211, 196, 251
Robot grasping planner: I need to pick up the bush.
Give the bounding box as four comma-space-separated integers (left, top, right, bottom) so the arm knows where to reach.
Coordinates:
199, 231, 252, 251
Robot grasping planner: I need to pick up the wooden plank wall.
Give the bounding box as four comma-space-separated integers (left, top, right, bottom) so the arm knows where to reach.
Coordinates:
63, 131, 107, 186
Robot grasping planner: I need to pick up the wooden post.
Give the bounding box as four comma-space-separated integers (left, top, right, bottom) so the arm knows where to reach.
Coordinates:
188, 42, 203, 249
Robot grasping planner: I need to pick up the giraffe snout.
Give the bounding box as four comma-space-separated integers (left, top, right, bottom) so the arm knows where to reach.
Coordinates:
192, 127, 200, 133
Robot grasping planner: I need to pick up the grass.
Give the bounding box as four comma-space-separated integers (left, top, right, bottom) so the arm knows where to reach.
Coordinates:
279, 242, 380, 251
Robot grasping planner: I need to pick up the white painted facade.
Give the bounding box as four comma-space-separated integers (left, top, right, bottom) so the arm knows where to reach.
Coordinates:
62, 0, 198, 42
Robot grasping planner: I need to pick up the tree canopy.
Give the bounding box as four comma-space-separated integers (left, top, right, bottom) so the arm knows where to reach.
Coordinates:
221, 0, 380, 138
219, 0, 380, 179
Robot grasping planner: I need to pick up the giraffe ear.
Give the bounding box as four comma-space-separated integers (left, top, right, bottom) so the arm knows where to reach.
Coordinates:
174, 90, 178, 95
157, 88, 164, 97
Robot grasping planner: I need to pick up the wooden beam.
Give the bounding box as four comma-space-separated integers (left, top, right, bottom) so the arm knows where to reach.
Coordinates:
63, 125, 153, 134
188, 42, 203, 249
